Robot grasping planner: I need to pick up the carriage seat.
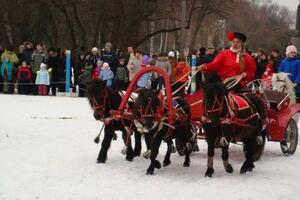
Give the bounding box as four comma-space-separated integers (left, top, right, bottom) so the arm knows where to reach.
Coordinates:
263, 89, 290, 110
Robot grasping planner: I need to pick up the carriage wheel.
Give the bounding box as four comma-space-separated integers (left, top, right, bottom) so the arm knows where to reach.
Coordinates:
280, 118, 298, 155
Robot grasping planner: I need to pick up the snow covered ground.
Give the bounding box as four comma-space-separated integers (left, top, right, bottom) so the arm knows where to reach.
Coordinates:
0, 94, 300, 200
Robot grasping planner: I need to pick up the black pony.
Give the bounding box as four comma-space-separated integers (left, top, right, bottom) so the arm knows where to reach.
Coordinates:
132, 88, 194, 175
87, 80, 141, 163
201, 72, 267, 177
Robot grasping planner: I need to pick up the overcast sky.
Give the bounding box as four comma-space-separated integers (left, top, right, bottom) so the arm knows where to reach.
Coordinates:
276, 0, 298, 11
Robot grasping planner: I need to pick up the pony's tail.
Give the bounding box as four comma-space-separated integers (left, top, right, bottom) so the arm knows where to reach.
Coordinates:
94, 136, 100, 144
94, 124, 105, 144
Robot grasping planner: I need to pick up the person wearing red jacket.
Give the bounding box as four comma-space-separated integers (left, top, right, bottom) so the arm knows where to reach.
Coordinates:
261, 61, 274, 89
198, 32, 256, 89
172, 57, 190, 97
17, 61, 32, 94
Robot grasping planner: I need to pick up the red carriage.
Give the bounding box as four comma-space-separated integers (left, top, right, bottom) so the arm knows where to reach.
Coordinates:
110, 67, 299, 157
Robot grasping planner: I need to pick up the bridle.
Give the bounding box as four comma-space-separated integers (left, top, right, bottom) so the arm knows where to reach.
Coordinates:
92, 88, 109, 122
136, 96, 164, 126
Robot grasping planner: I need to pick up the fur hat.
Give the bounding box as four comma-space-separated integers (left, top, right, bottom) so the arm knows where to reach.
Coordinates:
168, 51, 175, 58
286, 45, 297, 55
40, 63, 47, 69
227, 32, 247, 42
102, 62, 110, 70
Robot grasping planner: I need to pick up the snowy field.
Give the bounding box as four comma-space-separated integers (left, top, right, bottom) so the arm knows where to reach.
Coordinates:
1, 94, 300, 200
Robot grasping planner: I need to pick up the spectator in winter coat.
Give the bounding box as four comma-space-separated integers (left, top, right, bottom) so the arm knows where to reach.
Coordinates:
31, 43, 47, 95
78, 65, 92, 97
74, 52, 87, 93
35, 63, 50, 95
271, 49, 283, 73
47, 48, 64, 95
0, 46, 19, 93
87, 47, 101, 69
23, 42, 34, 65
92, 60, 103, 80
101, 42, 118, 76
127, 48, 143, 81
17, 61, 32, 94
114, 57, 129, 90
156, 52, 172, 89
255, 50, 268, 79
137, 55, 151, 88
17, 44, 26, 65
168, 51, 177, 83
278, 45, 300, 102
202, 45, 216, 64
99, 62, 114, 87
172, 57, 190, 97
126, 46, 134, 65
261, 60, 273, 89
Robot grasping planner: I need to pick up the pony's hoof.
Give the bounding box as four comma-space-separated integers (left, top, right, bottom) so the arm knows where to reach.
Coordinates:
205, 168, 214, 177
240, 162, 255, 174
146, 168, 154, 175
225, 164, 233, 173
163, 160, 171, 167
133, 150, 141, 157
126, 157, 133, 162
96, 159, 105, 164
154, 160, 161, 169
183, 162, 190, 167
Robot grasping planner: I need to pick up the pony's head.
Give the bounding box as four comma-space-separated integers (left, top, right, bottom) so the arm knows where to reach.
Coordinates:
201, 72, 226, 125
272, 73, 296, 103
132, 88, 162, 133
86, 80, 108, 120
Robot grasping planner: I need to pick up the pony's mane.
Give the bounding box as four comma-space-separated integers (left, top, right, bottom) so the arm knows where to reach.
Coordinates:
202, 72, 226, 101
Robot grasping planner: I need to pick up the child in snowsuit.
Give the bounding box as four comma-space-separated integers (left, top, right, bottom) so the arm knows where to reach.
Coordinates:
114, 57, 129, 90
35, 63, 50, 95
99, 62, 114, 87
17, 61, 32, 94
92, 60, 103, 80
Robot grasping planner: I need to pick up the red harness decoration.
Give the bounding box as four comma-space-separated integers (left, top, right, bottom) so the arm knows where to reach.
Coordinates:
137, 94, 165, 124
203, 92, 258, 127
205, 95, 225, 115
227, 93, 250, 111
92, 88, 109, 123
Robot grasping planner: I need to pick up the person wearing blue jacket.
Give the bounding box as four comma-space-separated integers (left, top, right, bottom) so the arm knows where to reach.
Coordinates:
137, 55, 151, 88
35, 63, 50, 95
278, 45, 300, 102
99, 62, 114, 87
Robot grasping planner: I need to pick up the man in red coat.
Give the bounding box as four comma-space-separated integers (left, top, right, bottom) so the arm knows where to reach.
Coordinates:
198, 32, 256, 88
